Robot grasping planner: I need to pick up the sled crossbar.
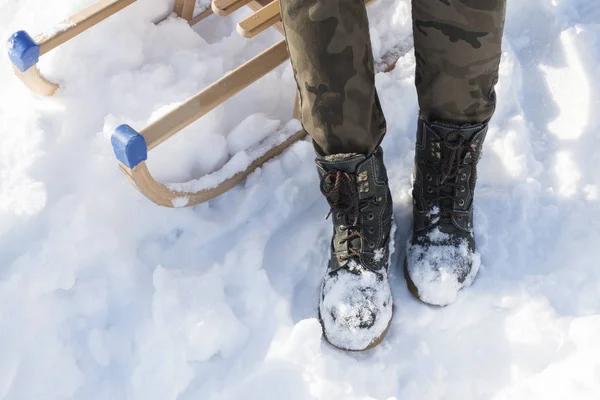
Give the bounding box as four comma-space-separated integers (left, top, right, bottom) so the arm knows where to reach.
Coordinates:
237, 0, 375, 39
7, 0, 210, 96
212, 0, 253, 16
237, 0, 280, 38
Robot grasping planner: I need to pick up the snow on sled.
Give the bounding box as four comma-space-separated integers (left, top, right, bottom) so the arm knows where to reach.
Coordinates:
8, 0, 390, 208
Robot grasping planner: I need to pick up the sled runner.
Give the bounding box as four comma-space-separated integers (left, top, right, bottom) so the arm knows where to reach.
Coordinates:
7, 0, 212, 96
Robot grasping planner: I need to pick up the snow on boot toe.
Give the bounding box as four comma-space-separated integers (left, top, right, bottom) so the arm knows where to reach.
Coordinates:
406, 239, 481, 306
319, 266, 393, 351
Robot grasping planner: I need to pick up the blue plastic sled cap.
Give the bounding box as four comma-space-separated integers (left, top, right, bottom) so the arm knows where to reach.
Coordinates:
111, 125, 148, 169
8, 31, 40, 72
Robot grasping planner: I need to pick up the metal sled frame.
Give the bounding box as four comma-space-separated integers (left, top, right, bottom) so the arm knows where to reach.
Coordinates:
7, 0, 213, 96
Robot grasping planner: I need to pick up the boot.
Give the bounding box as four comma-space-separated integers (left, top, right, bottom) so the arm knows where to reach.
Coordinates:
316, 147, 394, 351
405, 118, 488, 306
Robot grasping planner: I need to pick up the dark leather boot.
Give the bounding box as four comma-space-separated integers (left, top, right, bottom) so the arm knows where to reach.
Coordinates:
405, 118, 487, 306
316, 147, 394, 351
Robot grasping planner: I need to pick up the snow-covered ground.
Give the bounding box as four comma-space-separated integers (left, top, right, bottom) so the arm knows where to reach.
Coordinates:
1, 0, 600, 398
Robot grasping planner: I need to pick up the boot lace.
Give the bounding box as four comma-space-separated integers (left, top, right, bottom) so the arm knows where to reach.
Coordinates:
419, 134, 477, 219
320, 171, 372, 261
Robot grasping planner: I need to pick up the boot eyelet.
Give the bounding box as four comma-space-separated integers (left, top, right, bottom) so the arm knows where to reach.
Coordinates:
460, 186, 466, 192
368, 213, 374, 220
461, 174, 467, 181
427, 201, 433, 207
458, 199, 465, 206
457, 216, 463, 221
376, 196, 383, 202
336, 212, 343, 219
369, 242, 375, 248
427, 187, 434, 194
426, 174, 433, 182
368, 227, 375, 234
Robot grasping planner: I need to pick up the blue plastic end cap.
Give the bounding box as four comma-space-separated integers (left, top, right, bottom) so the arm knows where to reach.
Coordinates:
111, 124, 148, 169
7, 31, 40, 72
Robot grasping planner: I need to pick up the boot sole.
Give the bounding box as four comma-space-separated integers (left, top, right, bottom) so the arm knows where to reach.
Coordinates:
403, 257, 429, 305
318, 308, 393, 352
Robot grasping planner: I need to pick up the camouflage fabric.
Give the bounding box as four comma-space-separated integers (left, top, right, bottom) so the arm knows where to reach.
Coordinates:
413, 0, 507, 124
280, 0, 386, 156
280, 0, 507, 155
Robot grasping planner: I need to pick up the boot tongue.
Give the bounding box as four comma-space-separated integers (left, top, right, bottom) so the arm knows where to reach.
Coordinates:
429, 123, 482, 218
317, 153, 365, 173
317, 153, 367, 265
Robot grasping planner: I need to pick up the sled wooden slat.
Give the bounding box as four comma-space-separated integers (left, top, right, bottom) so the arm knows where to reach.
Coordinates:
237, 0, 280, 38
36, 0, 137, 56
142, 39, 289, 150
174, 0, 196, 21
212, 0, 253, 16
120, 129, 306, 207
239, 0, 374, 38
248, 0, 284, 35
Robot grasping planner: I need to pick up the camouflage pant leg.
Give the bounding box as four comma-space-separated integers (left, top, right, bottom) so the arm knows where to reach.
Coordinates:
412, 0, 507, 124
280, 0, 386, 156
280, 0, 507, 155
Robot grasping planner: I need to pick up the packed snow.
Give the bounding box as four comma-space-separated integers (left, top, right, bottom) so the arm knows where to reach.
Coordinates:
1, 0, 600, 399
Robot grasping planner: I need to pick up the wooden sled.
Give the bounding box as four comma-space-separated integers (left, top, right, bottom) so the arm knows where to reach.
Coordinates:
11, 0, 388, 208
7, 0, 212, 96
111, 0, 389, 208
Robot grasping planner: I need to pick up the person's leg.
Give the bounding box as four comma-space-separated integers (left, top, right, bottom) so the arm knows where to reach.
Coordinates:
280, 0, 394, 351
406, 0, 507, 306
413, 0, 506, 125
280, 0, 386, 156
